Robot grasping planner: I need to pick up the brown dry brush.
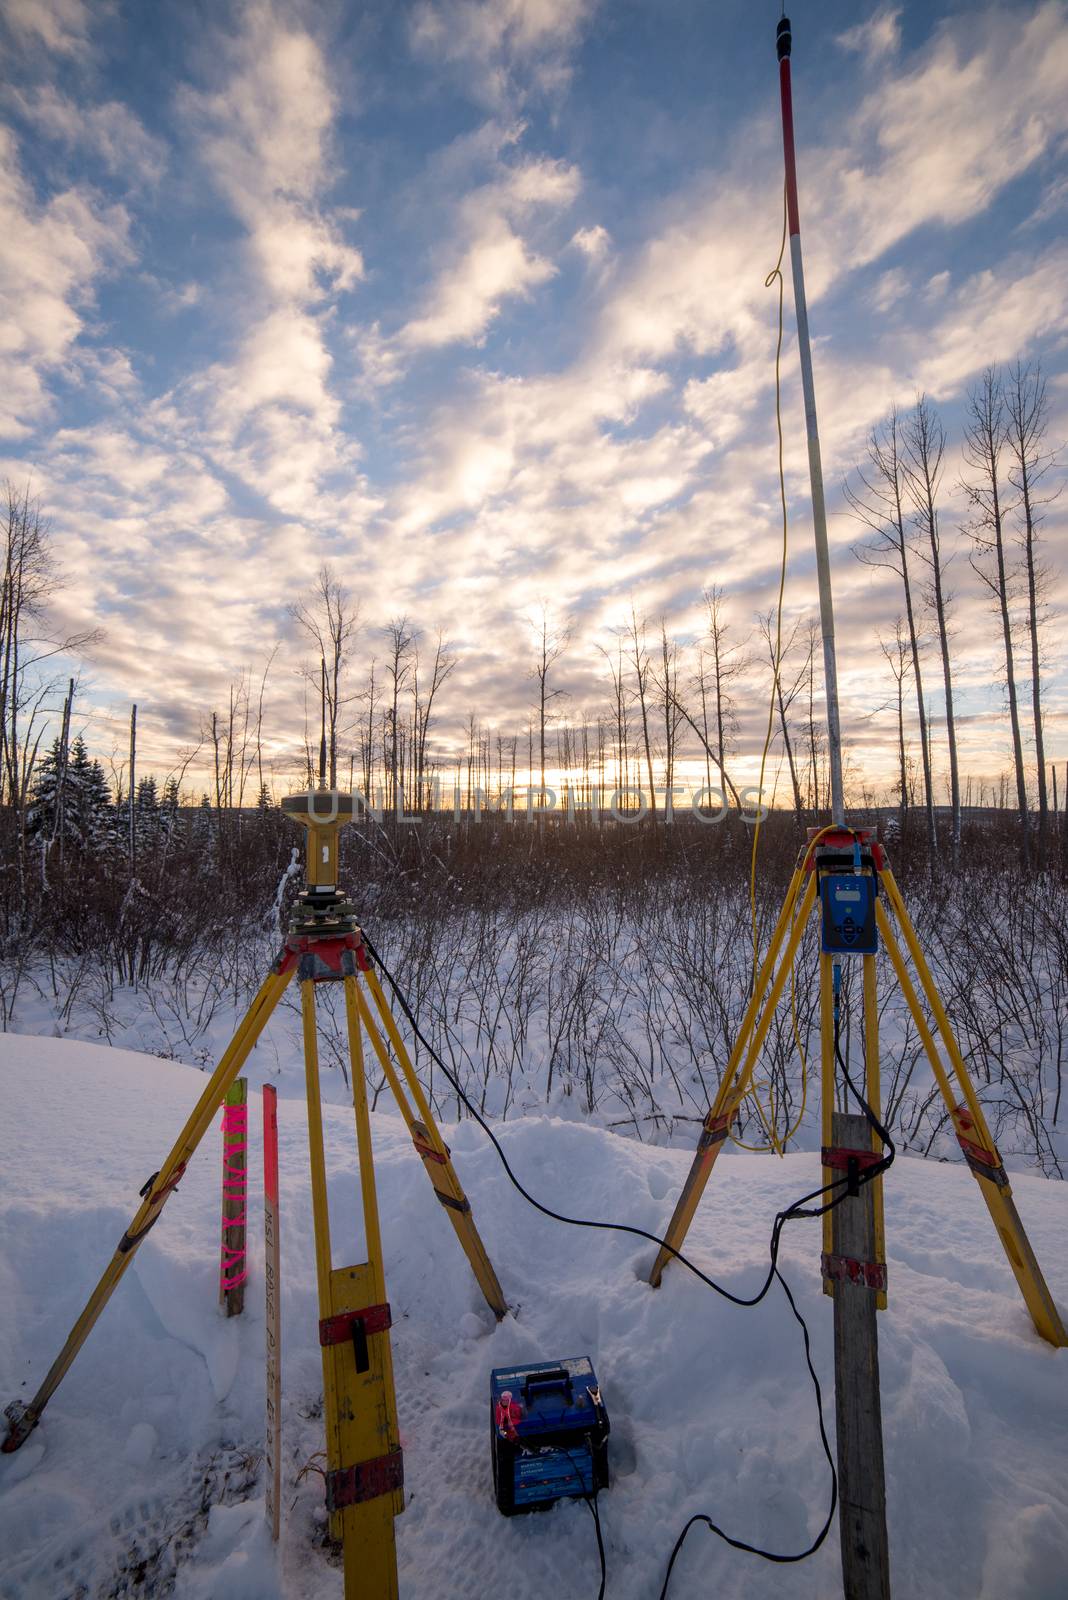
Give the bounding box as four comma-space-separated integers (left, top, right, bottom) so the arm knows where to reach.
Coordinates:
1, 803, 1064, 1175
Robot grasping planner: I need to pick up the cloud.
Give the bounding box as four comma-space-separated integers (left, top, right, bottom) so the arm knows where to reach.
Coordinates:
181, 6, 362, 308
570, 224, 611, 262
835, 6, 902, 65
410, 0, 599, 105
10, 87, 167, 188
0, 123, 132, 438
912, 245, 1068, 397
5, 0, 1068, 798
0, 0, 90, 56
400, 151, 581, 350
869, 268, 909, 314
169, 4, 369, 518
401, 220, 556, 349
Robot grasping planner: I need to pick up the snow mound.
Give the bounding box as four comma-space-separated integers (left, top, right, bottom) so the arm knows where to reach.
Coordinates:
1, 1034, 1066, 1599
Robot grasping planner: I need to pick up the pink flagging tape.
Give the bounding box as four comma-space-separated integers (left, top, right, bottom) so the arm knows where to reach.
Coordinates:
221, 1105, 248, 1134
220, 1270, 249, 1291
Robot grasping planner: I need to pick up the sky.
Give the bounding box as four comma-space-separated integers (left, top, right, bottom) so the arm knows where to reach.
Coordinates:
2, 0, 1068, 804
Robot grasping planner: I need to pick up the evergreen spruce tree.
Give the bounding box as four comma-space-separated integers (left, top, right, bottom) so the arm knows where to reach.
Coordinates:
135, 776, 161, 851
195, 793, 216, 844
84, 753, 116, 851
161, 776, 181, 837
26, 739, 63, 839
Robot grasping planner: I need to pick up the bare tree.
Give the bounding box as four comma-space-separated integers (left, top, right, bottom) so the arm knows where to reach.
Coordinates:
695, 586, 747, 804
846, 408, 936, 850
961, 367, 1030, 866
903, 395, 960, 860
757, 612, 807, 825
529, 604, 571, 806
0, 482, 99, 909
654, 619, 683, 808
290, 564, 360, 788
1005, 360, 1058, 870
624, 606, 657, 820
383, 616, 415, 808
413, 629, 456, 809
880, 620, 913, 832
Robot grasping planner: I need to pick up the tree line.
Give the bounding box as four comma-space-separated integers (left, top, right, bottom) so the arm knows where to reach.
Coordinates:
1, 357, 1064, 897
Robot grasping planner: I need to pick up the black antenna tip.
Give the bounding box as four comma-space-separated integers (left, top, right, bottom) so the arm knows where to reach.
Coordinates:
777, 15, 792, 60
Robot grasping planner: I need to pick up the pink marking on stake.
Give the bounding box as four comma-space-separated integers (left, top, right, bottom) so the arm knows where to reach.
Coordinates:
263, 1087, 279, 1204
220, 1090, 249, 1302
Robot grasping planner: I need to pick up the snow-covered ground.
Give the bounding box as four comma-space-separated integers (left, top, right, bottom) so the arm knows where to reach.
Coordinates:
0, 1032, 1066, 1600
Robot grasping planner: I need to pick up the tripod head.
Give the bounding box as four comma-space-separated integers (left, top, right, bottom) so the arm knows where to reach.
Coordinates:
281, 787, 359, 934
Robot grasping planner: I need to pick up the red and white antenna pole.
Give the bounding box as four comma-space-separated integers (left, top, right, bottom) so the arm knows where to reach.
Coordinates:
777, 13, 846, 825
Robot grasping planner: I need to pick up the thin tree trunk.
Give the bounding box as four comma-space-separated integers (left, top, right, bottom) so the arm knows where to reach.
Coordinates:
905, 397, 959, 861
962, 371, 1029, 867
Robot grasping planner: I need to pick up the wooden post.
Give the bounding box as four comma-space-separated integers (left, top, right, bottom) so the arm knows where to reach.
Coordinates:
219, 1078, 248, 1316
263, 1085, 281, 1541
830, 1110, 891, 1599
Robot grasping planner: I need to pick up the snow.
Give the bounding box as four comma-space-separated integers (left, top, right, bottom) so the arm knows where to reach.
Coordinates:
1, 1032, 1066, 1600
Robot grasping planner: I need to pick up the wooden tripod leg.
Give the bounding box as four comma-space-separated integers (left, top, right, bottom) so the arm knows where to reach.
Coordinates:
302, 981, 403, 1597
877, 885, 1066, 1348
357, 967, 508, 1319
2, 961, 294, 1453
650, 870, 816, 1287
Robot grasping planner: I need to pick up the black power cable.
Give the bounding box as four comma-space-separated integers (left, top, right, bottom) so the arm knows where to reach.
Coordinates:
359, 929, 893, 1595
562, 1444, 607, 1600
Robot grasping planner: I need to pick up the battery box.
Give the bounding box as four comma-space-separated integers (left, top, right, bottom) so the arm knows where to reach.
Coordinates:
820, 872, 878, 955
490, 1356, 610, 1516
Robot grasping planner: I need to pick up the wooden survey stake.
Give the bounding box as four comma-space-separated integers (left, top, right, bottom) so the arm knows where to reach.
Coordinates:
263, 1084, 281, 1541
219, 1078, 248, 1315
830, 1111, 891, 1600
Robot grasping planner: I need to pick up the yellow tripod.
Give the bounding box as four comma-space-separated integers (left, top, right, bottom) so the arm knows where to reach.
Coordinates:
2, 789, 508, 1599
649, 828, 1066, 1349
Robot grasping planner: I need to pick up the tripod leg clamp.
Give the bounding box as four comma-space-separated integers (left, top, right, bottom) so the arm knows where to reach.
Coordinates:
950, 1105, 1010, 1189
697, 1112, 731, 1154
118, 1164, 188, 1253
319, 1304, 392, 1374
411, 1122, 450, 1164
325, 1449, 404, 1512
